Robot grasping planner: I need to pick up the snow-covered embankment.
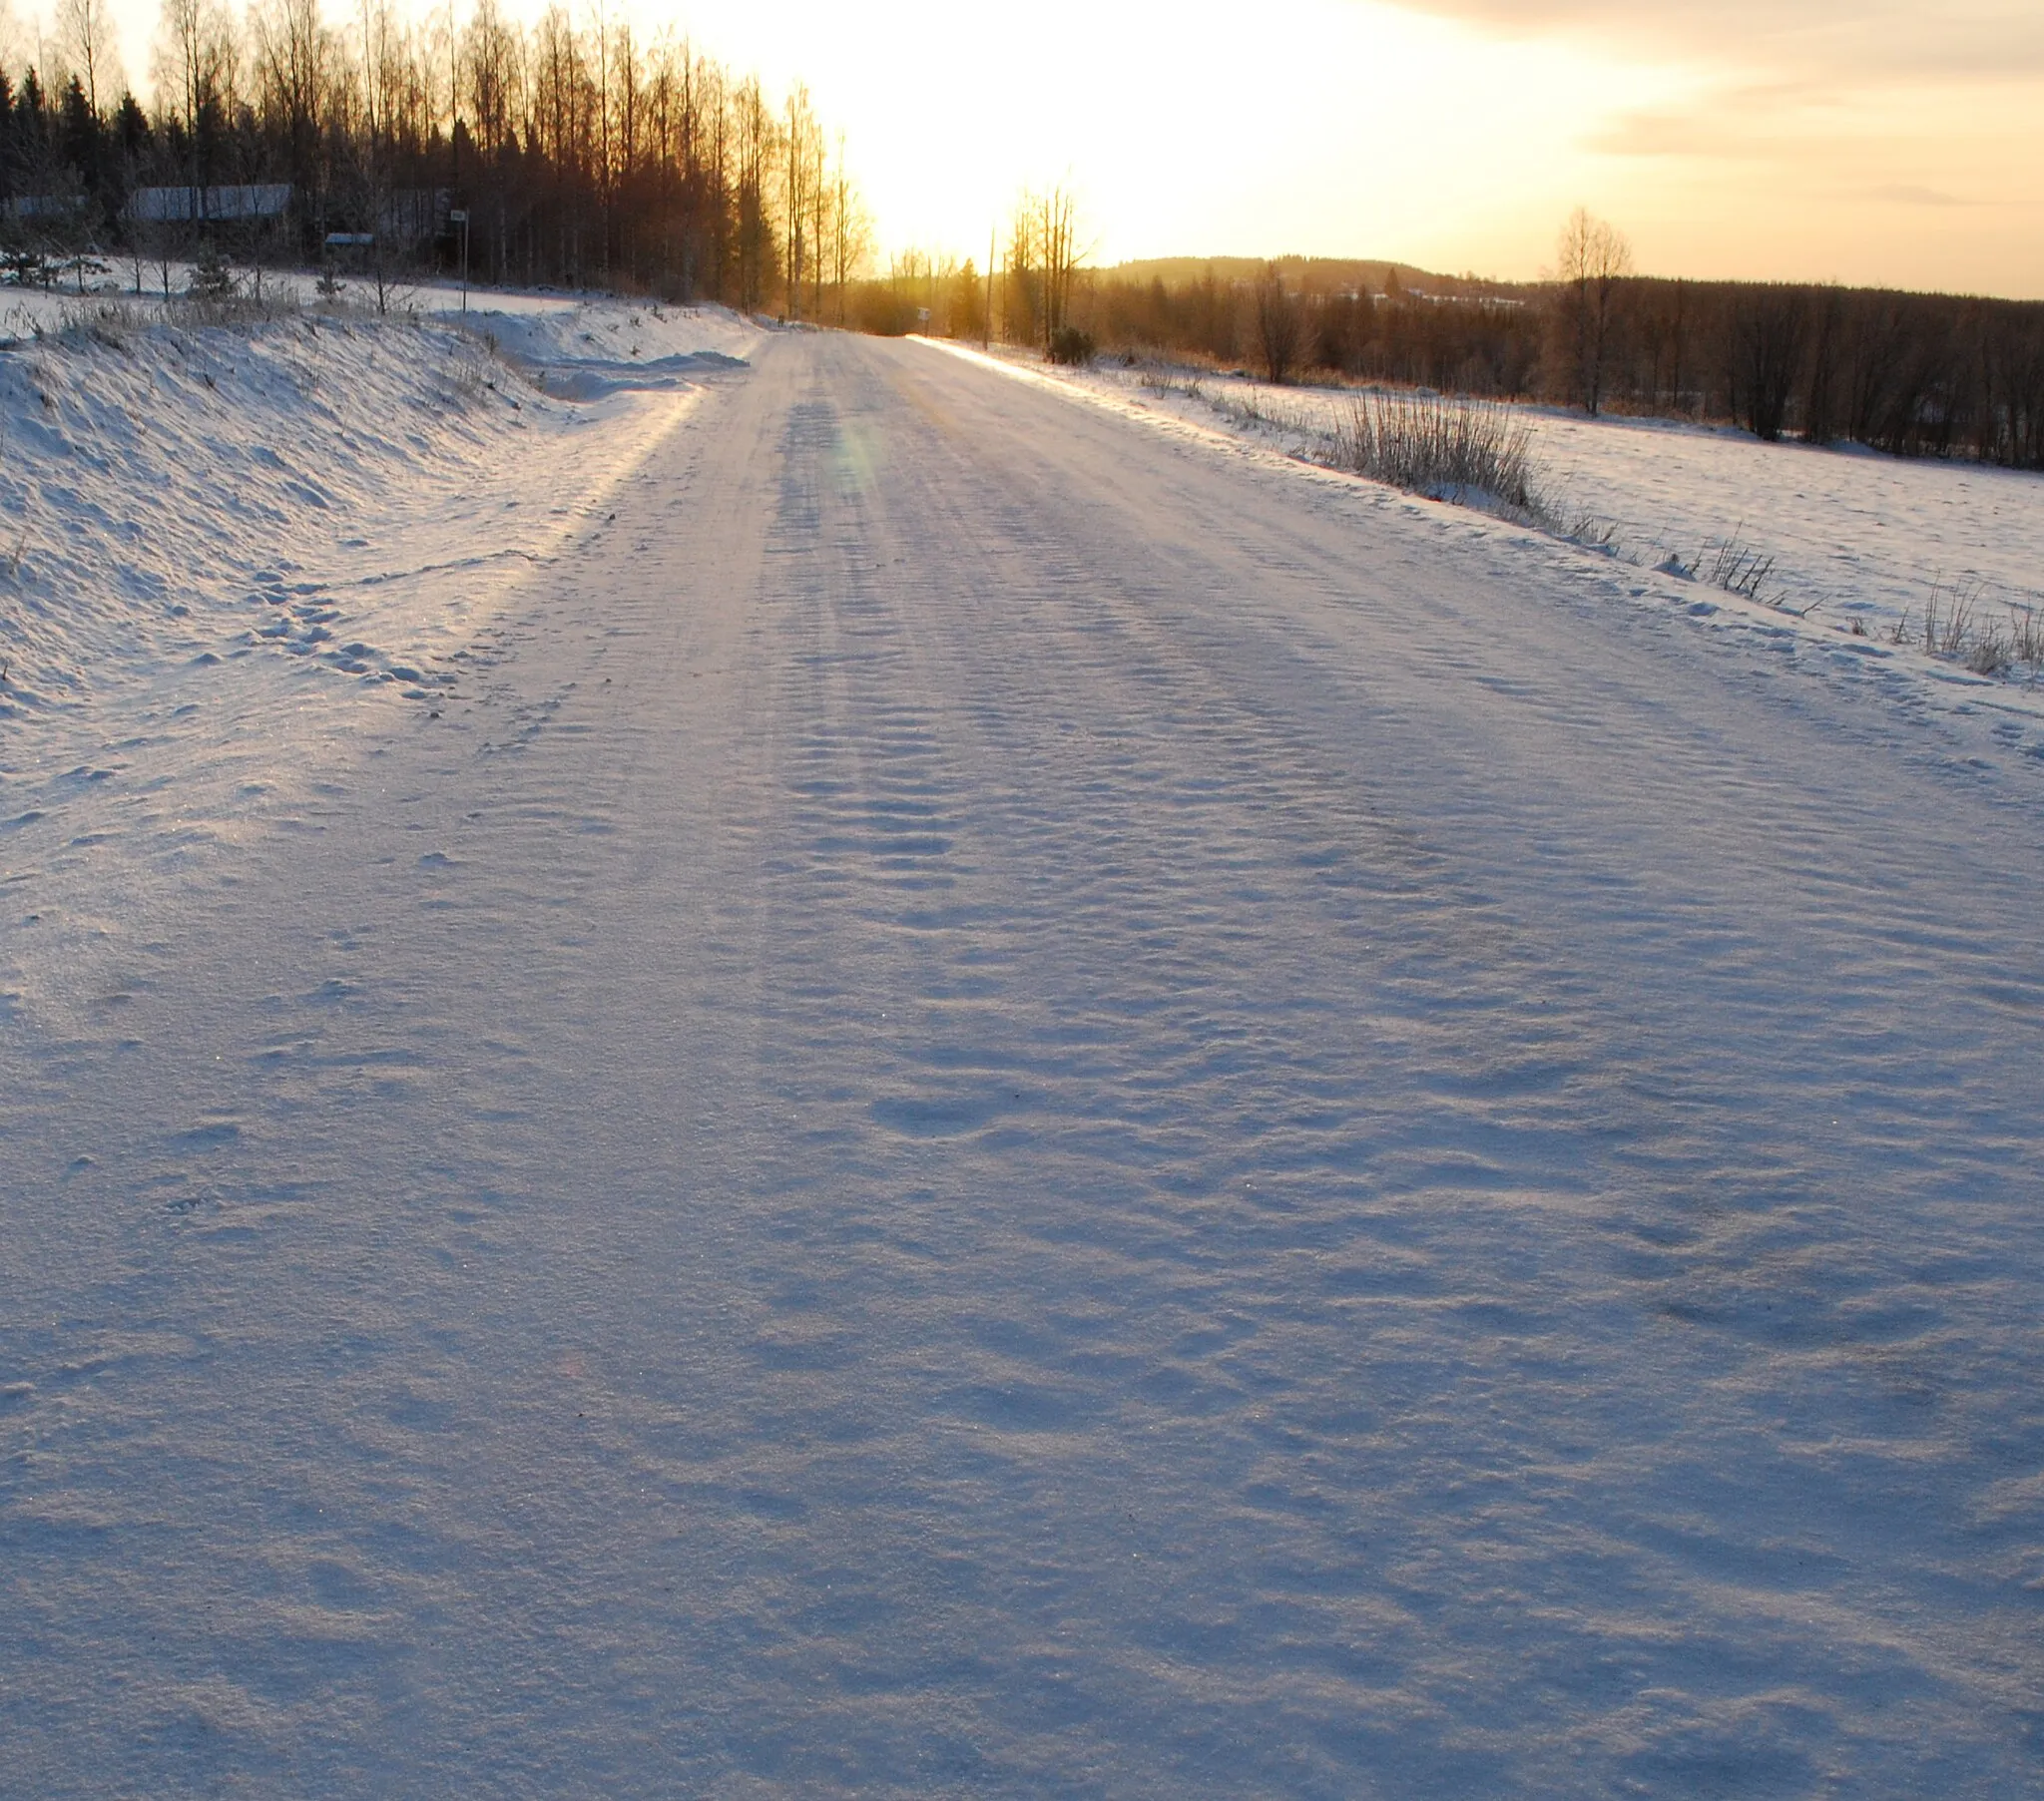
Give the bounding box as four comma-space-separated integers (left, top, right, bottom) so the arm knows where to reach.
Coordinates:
0, 297, 751, 717
0, 293, 752, 1014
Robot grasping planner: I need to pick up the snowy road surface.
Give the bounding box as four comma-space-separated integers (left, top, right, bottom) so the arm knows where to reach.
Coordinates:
6, 332, 2044, 1795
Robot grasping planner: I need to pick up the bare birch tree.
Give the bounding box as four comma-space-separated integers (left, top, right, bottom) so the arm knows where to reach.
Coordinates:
251, 0, 323, 254
153, 0, 238, 223
731, 74, 772, 312
780, 81, 817, 319
1555, 207, 1631, 416
1035, 184, 1078, 350
56, 0, 118, 113
827, 132, 867, 325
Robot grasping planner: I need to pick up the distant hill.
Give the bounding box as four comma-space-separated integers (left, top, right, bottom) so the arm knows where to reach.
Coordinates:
1096, 256, 1536, 300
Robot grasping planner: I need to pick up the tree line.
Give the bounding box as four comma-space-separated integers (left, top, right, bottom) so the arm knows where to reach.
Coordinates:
0, 0, 867, 313
885, 212, 2044, 472
1539, 211, 2044, 467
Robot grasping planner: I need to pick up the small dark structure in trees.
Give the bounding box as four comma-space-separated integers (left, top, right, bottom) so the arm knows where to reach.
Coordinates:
0, 14, 866, 314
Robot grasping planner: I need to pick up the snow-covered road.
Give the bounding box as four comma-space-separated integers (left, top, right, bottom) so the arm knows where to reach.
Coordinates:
6, 331, 2044, 1795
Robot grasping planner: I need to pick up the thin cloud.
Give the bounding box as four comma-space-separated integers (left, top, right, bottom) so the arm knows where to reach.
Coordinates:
1585, 78, 1858, 163
1861, 183, 1967, 207
1379, 0, 2044, 81
1588, 109, 1756, 159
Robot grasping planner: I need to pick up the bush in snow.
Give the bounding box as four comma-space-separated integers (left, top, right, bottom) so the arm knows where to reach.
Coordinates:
1330, 390, 1541, 512
1047, 325, 1095, 366
1883, 579, 2044, 677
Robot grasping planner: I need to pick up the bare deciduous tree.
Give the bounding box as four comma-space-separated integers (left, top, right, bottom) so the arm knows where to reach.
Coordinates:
731, 73, 773, 312
1801, 283, 1844, 445
252, 0, 324, 254
1555, 206, 1631, 416
780, 81, 819, 321
1255, 259, 1302, 384
56, 0, 118, 113
153, 0, 243, 239
1036, 183, 1078, 350
828, 132, 867, 324
1731, 282, 1809, 441
35, 0, 859, 318
460, 0, 519, 280
0, 0, 27, 74
1007, 183, 1079, 353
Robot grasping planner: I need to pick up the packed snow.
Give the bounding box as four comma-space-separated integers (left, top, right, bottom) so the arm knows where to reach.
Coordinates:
5, 315, 2044, 1794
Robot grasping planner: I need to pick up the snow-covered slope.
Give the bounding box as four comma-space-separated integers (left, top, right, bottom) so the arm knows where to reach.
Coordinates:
469, 298, 755, 400
0, 295, 755, 894
1, 311, 536, 711
1528, 407, 2044, 636
0, 296, 756, 714
0, 292, 757, 1038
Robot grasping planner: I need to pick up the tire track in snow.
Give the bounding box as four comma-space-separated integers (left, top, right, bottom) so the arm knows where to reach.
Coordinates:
2, 332, 2042, 1794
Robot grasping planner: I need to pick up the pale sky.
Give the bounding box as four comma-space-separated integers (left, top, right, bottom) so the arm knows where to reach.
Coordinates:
21, 0, 2044, 295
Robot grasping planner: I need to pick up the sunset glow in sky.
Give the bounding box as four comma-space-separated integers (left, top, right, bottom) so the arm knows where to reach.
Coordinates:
31, 0, 2044, 294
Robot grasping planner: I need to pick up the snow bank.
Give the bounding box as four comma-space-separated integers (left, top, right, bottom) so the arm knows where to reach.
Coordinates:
466, 296, 755, 400
0, 293, 754, 739
0, 312, 521, 713
0, 291, 754, 998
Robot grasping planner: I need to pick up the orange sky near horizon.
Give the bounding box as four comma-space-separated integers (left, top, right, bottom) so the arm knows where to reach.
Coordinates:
19, 0, 2044, 297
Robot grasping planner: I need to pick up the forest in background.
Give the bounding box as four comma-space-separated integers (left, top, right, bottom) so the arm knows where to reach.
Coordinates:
0, 0, 865, 312
863, 221, 2044, 472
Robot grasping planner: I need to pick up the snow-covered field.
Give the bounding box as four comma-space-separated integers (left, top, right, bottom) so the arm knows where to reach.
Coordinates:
1530, 408, 2043, 632
7, 314, 2044, 1792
